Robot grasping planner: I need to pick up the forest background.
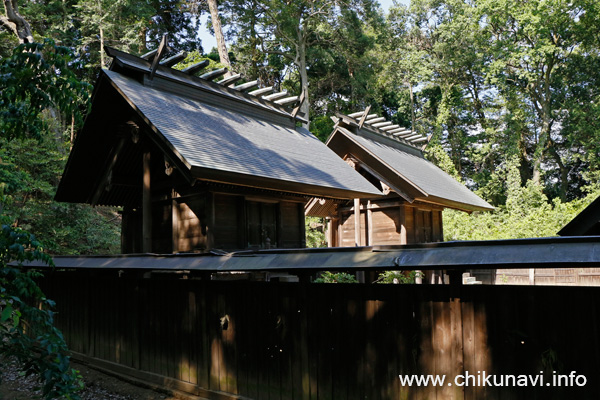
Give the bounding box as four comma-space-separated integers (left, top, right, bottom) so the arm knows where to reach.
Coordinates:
2, 0, 600, 254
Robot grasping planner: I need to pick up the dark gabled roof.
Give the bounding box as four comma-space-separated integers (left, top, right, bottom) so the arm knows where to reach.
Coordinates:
105, 70, 381, 198
326, 116, 494, 212
558, 195, 600, 236
56, 49, 381, 205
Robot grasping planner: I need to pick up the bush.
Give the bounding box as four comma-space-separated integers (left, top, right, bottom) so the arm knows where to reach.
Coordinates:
0, 224, 83, 399
375, 270, 422, 284
313, 271, 358, 283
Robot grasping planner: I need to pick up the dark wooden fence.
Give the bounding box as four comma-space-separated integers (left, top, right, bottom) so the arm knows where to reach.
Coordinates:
40, 271, 600, 399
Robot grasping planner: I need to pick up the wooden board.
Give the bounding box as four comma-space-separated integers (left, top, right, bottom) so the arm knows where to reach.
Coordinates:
40, 273, 600, 400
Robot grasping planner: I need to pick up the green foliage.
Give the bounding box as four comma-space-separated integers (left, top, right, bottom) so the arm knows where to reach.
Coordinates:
313, 271, 358, 283
305, 216, 327, 248
309, 115, 334, 143
0, 225, 83, 399
0, 40, 91, 141
375, 270, 421, 284
444, 185, 600, 241
74, 0, 155, 69
173, 50, 226, 72
0, 136, 121, 255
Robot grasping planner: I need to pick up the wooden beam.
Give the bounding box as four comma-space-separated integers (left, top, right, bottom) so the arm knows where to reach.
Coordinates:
372, 121, 393, 128
411, 136, 429, 143
200, 67, 228, 81
365, 117, 386, 124
216, 73, 242, 86
405, 134, 423, 141
142, 151, 152, 253
389, 128, 410, 135
159, 51, 187, 67
380, 124, 400, 132
140, 49, 158, 61
263, 91, 288, 101
291, 89, 306, 119
248, 86, 273, 96
347, 156, 414, 203
336, 113, 360, 128
422, 134, 434, 151
90, 136, 127, 206
357, 105, 372, 128
232, 80, 259, 91
182, 59, 209, 75
348, 110, 367, 118
274, 96, 299, 105
150, 34, 169, 80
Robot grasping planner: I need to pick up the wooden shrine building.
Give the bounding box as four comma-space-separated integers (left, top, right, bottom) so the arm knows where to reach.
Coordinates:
306, 110, 494, 247
55, 45, 381, 254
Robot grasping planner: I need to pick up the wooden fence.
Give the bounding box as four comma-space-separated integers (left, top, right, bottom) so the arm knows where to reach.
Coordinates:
40, 271, 600, 399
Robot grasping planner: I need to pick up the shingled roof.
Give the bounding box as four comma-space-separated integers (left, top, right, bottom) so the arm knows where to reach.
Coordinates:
55, 47, 382, 205
325, 112, 494, 212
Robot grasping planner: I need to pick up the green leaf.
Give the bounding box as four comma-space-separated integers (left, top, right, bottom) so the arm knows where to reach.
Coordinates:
1, 305, 13, 322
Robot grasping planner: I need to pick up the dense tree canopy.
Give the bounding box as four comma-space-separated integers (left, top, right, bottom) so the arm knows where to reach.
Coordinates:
1, 0, 600, 247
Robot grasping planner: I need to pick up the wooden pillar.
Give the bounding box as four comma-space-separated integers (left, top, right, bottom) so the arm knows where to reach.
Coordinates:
142, 151, 152, 253
326, 218, 333, 247
327, 217, 339, 247
354, 198, 361, 247
206, 192, 215, 251
399, 205, 407, 245
238, 196, 247, 249
367, 200, 373, 246
298, 203, 306, 248
171, 190, 179, 253
432, 210, 442, 242
354, 198, 365, 282
529, 268, 536, 285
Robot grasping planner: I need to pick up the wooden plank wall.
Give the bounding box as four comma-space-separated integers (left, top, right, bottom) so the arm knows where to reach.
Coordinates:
42, 273, 600, 400
337, 203, 443, 246
479, 268, 600, 286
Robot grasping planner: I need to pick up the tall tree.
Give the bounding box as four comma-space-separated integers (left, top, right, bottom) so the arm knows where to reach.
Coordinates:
225, 0, 382, 129
75, 0, 154, 69
480, 0, 599, 199
206, 0, 231, 68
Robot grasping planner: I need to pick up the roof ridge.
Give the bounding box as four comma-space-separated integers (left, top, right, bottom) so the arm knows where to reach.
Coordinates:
338, 109, 432, 151
104, 46, 306, 123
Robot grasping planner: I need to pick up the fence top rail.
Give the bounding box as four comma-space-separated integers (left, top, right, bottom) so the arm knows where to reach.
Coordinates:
15, 236, 600, 272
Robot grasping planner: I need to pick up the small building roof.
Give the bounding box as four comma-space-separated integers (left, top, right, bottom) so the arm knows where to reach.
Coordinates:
326, 113, 494, 212
56, 48, 382, 205
558, 195, 600, 236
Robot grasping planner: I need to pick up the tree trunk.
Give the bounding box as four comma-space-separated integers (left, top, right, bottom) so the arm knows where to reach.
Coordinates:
1, 0, 34, 44
409, 81, 415, 131
99, 25, 105, 69
548, 142, 568, 201
207, 0, 231, 71
296, 31, 310, 129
